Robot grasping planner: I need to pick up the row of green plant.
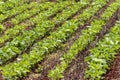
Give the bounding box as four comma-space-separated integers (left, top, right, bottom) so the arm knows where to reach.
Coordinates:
0, 1, 83, 64
48, 0, 120, 79
0, 1, 38, 23
10, 2, 55, 25
0, 0, 49, 15
0, 1, 71, 44
0, 2, 38, 32
85, 19, 120, 80
0, 0, 104, 79
0, 0, 31, 14
30, 1, 73, 22
0, 2, 54, 32
52, 1, 83, 24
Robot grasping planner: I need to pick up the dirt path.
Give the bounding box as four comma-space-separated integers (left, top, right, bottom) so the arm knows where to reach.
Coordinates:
105, 53, 120, 80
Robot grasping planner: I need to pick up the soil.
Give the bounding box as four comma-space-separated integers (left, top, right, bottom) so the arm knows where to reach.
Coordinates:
105, 53, 120, 80
0, 71, 3, 80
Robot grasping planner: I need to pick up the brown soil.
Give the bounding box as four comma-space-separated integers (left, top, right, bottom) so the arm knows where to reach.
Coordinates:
105, 53, 120, 80
0, 21, 14, 37
3, 21, 14, 29
24, 46, 67, 80
0, 71, 3, 80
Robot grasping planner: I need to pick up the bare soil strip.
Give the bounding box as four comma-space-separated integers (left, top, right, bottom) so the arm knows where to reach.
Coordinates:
105, 52, 120, 80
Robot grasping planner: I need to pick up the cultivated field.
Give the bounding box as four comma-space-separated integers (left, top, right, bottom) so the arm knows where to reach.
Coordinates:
0, 0, 120, 80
